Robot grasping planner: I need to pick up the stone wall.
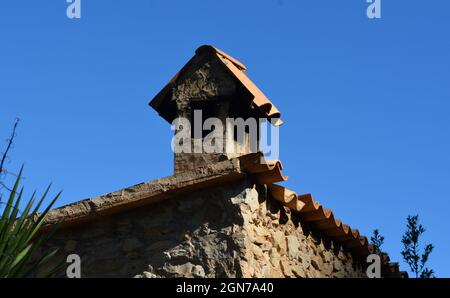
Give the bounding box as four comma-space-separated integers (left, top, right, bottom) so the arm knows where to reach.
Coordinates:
239, 186, 365, 278
35, 181, 366, 278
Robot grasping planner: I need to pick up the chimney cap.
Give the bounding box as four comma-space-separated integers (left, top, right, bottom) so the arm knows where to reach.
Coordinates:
149, 45, 283, 126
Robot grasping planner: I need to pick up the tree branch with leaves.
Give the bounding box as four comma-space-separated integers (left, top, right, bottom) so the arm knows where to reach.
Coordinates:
0, 118, 19, 195
370, 229, 385, 254
401, 215, 435, 278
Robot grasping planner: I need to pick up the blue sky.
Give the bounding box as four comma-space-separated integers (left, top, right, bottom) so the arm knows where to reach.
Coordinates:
1, 1, 449, 277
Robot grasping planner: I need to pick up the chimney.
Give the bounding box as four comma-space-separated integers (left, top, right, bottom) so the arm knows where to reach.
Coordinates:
150, 45, 282, 174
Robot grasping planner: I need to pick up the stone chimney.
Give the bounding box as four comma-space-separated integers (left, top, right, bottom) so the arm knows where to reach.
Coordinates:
150, 45, 282, 174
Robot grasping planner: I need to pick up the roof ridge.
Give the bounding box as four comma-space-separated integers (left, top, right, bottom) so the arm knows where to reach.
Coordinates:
195, 45, 247, 71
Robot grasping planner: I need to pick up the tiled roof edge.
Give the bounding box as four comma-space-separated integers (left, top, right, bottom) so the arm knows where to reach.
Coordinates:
239, 152, 407, 278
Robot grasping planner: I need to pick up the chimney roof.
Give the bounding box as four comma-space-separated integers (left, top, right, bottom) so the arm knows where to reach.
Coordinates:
149, 45, 283, 126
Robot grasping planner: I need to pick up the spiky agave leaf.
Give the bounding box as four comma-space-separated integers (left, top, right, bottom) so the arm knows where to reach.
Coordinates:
0, 168, 61, 278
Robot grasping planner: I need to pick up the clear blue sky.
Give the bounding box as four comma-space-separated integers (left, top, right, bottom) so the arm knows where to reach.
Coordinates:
1, 1, 449, 277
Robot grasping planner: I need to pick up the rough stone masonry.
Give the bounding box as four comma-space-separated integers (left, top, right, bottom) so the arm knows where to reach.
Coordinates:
35, 174, 365, 278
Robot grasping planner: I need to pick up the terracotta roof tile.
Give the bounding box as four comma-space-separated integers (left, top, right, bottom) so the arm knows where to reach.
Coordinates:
209, 47, 283, 125
205, 46, 247, 71
239, 153, 287, 184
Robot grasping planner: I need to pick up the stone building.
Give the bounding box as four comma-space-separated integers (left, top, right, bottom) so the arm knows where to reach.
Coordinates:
38, 45, 406, 278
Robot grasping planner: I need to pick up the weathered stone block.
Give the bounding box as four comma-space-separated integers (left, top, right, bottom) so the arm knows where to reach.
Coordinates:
287, 236, 301, 259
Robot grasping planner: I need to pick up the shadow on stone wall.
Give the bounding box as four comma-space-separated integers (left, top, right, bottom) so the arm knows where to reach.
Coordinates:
35, 181, 250, 278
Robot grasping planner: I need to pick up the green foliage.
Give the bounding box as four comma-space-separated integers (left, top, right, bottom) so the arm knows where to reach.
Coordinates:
401, 215, 435, 278
370, 229, 385, 253
0, 167, 61, 278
